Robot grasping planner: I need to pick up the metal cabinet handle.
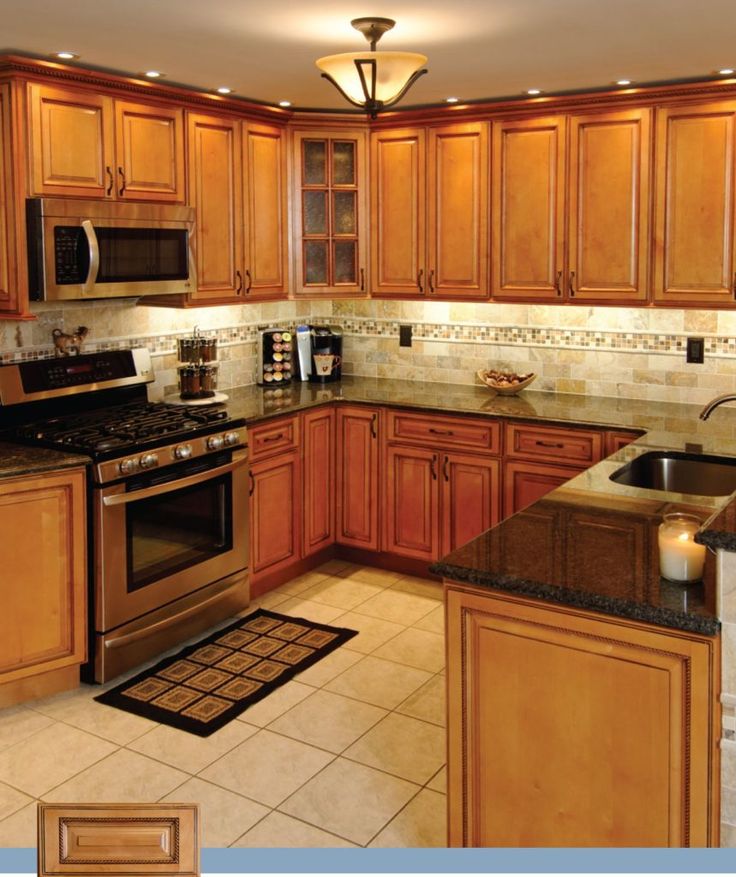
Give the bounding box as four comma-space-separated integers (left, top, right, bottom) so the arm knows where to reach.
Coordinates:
105, 166, 114, 197
360, 268, 365, 292
428, 269, 435, 293
568, 271, 576, 297
263, 433, 284, 443
81, 220, 100, 295
733, 273, 736, 299
245, 269, 252, 294
370, 413, 378, 439
417, 268, 424, 293
430, 454, 438, 481
442, 455, 449, 482
235, 270, 243, 294
117, 166, 126, 197
555, 270, 563, 297
429, 427, 453, 436
249, 470, 255, 497
535, 440, 565, 449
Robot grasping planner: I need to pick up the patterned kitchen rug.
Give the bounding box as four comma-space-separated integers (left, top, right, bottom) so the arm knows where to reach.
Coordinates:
95, 609, 358, 737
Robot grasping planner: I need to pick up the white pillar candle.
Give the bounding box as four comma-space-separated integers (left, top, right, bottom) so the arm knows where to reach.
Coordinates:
658, 513, 706, 583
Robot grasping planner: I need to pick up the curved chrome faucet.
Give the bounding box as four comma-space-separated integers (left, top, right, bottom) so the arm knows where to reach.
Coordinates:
699, 393, 736, 420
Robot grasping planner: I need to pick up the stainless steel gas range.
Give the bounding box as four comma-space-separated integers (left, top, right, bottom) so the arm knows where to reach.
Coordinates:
0, 348, 249, 682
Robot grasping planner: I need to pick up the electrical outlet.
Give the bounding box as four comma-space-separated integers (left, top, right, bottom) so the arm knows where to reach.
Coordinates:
686, 336, 704, 364
399, 324, 413, 347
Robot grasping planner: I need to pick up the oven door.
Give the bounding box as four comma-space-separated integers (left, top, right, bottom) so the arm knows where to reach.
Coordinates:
94, 447, 248, 634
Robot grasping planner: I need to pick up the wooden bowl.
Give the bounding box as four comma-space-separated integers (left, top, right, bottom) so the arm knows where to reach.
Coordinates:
477, 369, 537, 395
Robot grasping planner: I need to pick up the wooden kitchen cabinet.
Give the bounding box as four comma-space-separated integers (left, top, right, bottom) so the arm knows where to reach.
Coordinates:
249, 449, 301, 581
604, 428, 643, 455
492, 108, 651, 302
336, 405, 380, 550
442, 451, 500, 555
653, 100, 736, 305
0, 83, 19, 316
503, 459, 583, 516
370, 121, 489, 298
0, 467, 87, 707
292, 128, 368, 295
302, 407, 335, 557
446, 584, 720, 846
384, 443, 441, 560
27, 83, 185, 201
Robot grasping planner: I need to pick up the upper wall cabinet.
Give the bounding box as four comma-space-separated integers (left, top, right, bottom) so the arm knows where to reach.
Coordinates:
0, 84, 18, 316
653, 101, 736, 306
27, 83, 185, 202
492, 108, 651, 303
370, 121, 489, 298
292, 128, 368, 296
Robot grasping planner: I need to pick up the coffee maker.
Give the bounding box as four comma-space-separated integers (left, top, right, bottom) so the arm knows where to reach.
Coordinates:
296, 325, 343, 383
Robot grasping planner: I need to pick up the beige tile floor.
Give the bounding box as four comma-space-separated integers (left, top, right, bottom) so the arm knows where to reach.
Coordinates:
0, 561, 447, 848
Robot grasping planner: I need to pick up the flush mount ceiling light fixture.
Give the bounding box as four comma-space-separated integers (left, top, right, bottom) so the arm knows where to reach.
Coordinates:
316, 17, 427, 118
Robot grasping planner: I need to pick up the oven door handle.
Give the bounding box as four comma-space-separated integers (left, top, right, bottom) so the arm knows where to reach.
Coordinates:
81, 220, 100, 295
102, 451, 249, 506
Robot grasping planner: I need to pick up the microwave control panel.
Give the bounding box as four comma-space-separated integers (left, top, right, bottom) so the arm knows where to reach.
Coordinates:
54, 226, 87, 284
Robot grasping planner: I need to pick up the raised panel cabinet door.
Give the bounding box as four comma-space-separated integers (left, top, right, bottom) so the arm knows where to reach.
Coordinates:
114, 101, 185, 201
492, 116, 566, 300
604, 429, 643, 456
0, 83, 17, 315
654, 101, 736, 305
503, 459, 583, 517
446, 587, 719, 846
370, 127, 426, 296
250, 451, 301, 577
567, 108, 651, 302
302, 408, 335, 557
242, 122, 288, 298
0, 469, 86, 685
384, 444, 441, 561
441, 452, 500, 556
187, 112, 243, 301
27, 83, 114, 198
427, 122, 489, 298
336, 406, 379, 550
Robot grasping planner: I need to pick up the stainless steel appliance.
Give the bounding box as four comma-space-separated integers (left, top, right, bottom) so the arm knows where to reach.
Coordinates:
0, 348, 249, 682
257, 328, 294, 385
26, 198, 196, 300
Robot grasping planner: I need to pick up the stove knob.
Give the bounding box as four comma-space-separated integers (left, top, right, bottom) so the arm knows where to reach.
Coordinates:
118, 458, 138, 475
174, 443, 193, 460
223, 431, 240, 447
139, 452, 159, 470
207, 434, 225, 451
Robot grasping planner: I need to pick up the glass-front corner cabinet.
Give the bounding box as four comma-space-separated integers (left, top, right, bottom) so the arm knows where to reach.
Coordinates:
292, 128, 368, 296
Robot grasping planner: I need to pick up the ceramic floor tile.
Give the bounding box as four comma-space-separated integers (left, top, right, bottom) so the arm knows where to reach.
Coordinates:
427, 766, 447, 793
160, 777, 269, 847
42, 748, 188, 803
390, 575, 444, 601
292, 647, 362, 688
0, 705, 54, 750
275, 597, 346, 625
0, 722, 117, 798
280, 757, 419, 846
332, 611, 406, 655
268, 689, 386, 753
325, 656, 432, 710
298, 577, 383, 610
412, 604, 445, 635
251, 590, 292, 610
276, 570, 332, 596
0, 781, 33, 821
29, 687, 157, 745
127, 718, 257, 774
354, 589, 437, 626
336, 567, 403, 588
232, 810, 357, 847
369, 788, 447, 847
396, 675, 446, 727
235, 681, 315, 728
315, 559, 359, 576
344, 713, 445, 784
0, 801, 38, 847
373, 628, 445, 673
200, 728, 334, 808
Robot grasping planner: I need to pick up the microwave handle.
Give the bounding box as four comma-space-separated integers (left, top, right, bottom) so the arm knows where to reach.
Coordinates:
81, 220, 100, 295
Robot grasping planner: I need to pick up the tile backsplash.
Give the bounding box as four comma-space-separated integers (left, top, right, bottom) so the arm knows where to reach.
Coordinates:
4, 297, 736, 405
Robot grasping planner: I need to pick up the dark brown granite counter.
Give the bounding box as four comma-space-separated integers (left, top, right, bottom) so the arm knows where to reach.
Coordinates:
0, 441, 90, 479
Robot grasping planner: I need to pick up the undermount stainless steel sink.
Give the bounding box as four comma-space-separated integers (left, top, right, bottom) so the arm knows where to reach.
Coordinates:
609, 450, 736, 497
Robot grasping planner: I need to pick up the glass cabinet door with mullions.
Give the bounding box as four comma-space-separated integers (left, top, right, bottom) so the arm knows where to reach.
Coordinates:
293, 129, 368, 295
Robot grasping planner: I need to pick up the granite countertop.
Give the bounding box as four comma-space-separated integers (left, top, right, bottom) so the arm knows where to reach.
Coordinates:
0, 441, 90, 479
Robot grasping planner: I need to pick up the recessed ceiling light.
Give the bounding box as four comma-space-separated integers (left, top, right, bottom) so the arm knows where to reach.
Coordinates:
616, 79, 633, 86
54, 52, 79, 60
143, 70, 165, 79
446, 96, 459, 103
526, 88, 542, 96
719, 68, 735, 75
278, 100, 292, 108
216, 87, 233, 95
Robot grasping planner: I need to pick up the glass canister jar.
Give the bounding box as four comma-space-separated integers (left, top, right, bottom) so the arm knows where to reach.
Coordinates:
657, 512, 706, 583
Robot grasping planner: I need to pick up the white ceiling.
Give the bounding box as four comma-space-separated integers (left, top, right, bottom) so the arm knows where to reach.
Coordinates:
1, 0, 735, 112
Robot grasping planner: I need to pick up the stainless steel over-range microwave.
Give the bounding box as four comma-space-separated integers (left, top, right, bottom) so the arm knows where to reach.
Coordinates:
27, 197, 197, 300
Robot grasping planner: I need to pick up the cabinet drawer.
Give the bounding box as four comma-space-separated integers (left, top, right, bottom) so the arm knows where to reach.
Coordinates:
249, 415, 299, 462
505, 422, 603, 466
387, 411, 501, 453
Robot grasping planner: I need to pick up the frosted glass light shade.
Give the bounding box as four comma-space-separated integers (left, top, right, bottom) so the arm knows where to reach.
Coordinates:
316, 51, 428, 106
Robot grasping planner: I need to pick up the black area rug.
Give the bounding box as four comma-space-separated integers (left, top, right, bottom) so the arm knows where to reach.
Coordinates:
95, 609, 357, 737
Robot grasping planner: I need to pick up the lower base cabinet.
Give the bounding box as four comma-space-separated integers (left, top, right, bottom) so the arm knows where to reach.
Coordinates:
0, 467, 87, 706
336, 405, 380, 551
249, 449, 301, 580
446, 583, 721, 847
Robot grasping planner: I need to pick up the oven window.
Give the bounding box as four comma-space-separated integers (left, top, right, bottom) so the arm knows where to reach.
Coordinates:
126, 473, 232, 592
96, 227, 189, 282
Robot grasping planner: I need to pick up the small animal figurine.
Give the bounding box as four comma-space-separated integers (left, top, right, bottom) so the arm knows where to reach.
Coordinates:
52, 326, 89, 357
